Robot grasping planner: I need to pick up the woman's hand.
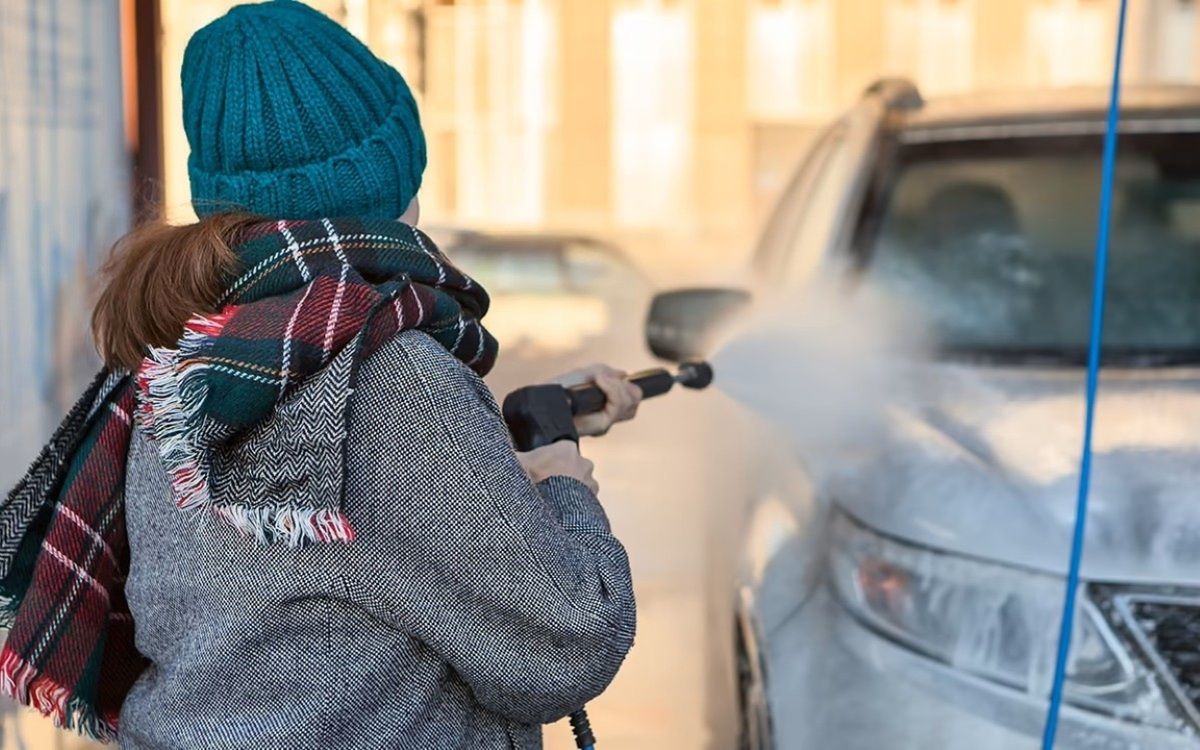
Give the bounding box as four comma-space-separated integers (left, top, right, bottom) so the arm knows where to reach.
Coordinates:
517, 441, 598, 494
551, 363, 643, 437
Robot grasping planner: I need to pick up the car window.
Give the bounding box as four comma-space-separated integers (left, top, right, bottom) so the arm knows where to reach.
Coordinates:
450, 247, 564, 294
780, 119, 879, 286
857, 132, 1200, 364
561, 242, 614, 286
563, 242, 622, 289
753, 122, 847, 275
755, 107, 885, 285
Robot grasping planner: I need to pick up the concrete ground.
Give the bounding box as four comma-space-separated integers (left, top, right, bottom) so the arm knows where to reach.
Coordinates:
542, 414, 714, 750
527, 372, 749, 750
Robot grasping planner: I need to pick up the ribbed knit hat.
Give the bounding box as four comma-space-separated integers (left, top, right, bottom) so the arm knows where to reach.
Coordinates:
181, 0, 426, 220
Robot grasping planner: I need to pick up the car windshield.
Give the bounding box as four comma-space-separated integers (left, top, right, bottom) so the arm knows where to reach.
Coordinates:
858, 130, 1200, 365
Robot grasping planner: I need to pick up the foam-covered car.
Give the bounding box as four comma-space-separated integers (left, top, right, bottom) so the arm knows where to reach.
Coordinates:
649, 80, 1200, 749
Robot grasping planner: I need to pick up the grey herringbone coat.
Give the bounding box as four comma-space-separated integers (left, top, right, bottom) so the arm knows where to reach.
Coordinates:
118, 330, 636, 749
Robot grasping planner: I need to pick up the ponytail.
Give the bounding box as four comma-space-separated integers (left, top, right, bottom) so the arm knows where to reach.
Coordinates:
91, 212, 261, 373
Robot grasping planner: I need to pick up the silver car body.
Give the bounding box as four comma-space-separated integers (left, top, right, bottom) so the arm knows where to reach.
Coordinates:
730, 83, 1200, 749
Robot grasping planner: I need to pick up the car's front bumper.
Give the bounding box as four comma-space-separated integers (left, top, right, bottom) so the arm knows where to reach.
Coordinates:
764, 587, 1199, 750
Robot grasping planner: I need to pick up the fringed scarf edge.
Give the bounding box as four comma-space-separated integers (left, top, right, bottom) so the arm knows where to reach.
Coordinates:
0, 644, 119, 742
136, 309, 356, 547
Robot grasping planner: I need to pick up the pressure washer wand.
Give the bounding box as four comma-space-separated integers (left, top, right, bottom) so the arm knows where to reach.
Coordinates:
503, 361, 714, 451
500, 360, 714, 750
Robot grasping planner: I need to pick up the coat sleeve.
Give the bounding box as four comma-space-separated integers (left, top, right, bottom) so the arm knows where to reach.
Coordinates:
338, 332, 636, 725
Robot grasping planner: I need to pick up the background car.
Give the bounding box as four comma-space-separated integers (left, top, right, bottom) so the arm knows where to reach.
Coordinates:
648, 80, 1200, 749
427, 228, 653, 395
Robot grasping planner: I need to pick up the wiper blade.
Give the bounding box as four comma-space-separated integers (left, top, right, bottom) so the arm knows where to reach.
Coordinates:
936, 345, 1200, 367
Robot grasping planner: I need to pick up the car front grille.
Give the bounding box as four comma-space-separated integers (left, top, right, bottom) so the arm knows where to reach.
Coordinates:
1127, 600, 1200, 709
1100, 588, 1200, 730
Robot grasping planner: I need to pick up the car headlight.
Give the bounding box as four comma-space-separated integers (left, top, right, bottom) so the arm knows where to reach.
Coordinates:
829, 511, 1183, 730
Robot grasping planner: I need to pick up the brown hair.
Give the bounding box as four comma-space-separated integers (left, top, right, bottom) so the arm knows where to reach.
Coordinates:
91, 212, 261, 372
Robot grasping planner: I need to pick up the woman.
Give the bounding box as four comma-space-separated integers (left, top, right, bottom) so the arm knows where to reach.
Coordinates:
0, 3, 638, 748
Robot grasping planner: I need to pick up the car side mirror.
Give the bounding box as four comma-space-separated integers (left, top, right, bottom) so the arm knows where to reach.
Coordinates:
645, 287, 752, 362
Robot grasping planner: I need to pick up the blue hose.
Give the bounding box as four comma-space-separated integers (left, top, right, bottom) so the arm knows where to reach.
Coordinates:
1040, 1, 1129, 747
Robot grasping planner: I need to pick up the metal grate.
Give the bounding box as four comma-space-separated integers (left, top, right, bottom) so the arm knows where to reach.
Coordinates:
1128, 600, 1200, 712
1105, 590, 1200, 731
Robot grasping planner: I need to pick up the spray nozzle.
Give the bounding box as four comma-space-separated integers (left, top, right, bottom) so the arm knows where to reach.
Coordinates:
676, 361, 714, 390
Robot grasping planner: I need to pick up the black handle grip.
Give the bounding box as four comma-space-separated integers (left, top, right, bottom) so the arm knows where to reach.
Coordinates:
629, 368, 675, 399
566, 368, 674, 416
566, 383, 607, 415
502, 385, 578, 451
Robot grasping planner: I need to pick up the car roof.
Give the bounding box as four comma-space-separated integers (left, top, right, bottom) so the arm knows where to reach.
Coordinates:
426, 227, 648, 280
895, 85, 1200, 138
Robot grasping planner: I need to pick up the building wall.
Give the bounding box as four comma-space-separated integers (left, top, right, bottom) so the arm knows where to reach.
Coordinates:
0, 2, 129, 480
157, 0, 1200, 269
0, 1, 130, 748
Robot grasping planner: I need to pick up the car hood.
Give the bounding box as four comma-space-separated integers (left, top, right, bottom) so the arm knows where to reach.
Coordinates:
832, 362, 1200, 583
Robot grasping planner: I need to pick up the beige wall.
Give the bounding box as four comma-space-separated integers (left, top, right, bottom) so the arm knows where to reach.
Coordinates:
548, 0, 613, 225
158, 0, 1200, 269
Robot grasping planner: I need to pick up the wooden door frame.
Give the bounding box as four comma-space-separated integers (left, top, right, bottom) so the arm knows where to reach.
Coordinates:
125, 0, 163, 219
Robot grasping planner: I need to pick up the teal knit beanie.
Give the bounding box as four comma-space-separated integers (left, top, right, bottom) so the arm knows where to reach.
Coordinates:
182, 0, 426, 219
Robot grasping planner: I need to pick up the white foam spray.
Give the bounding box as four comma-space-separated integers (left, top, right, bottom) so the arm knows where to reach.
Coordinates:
707, 281, 932, 464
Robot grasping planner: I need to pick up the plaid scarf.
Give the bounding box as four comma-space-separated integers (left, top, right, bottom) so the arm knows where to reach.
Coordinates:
0, 218, 498, 740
